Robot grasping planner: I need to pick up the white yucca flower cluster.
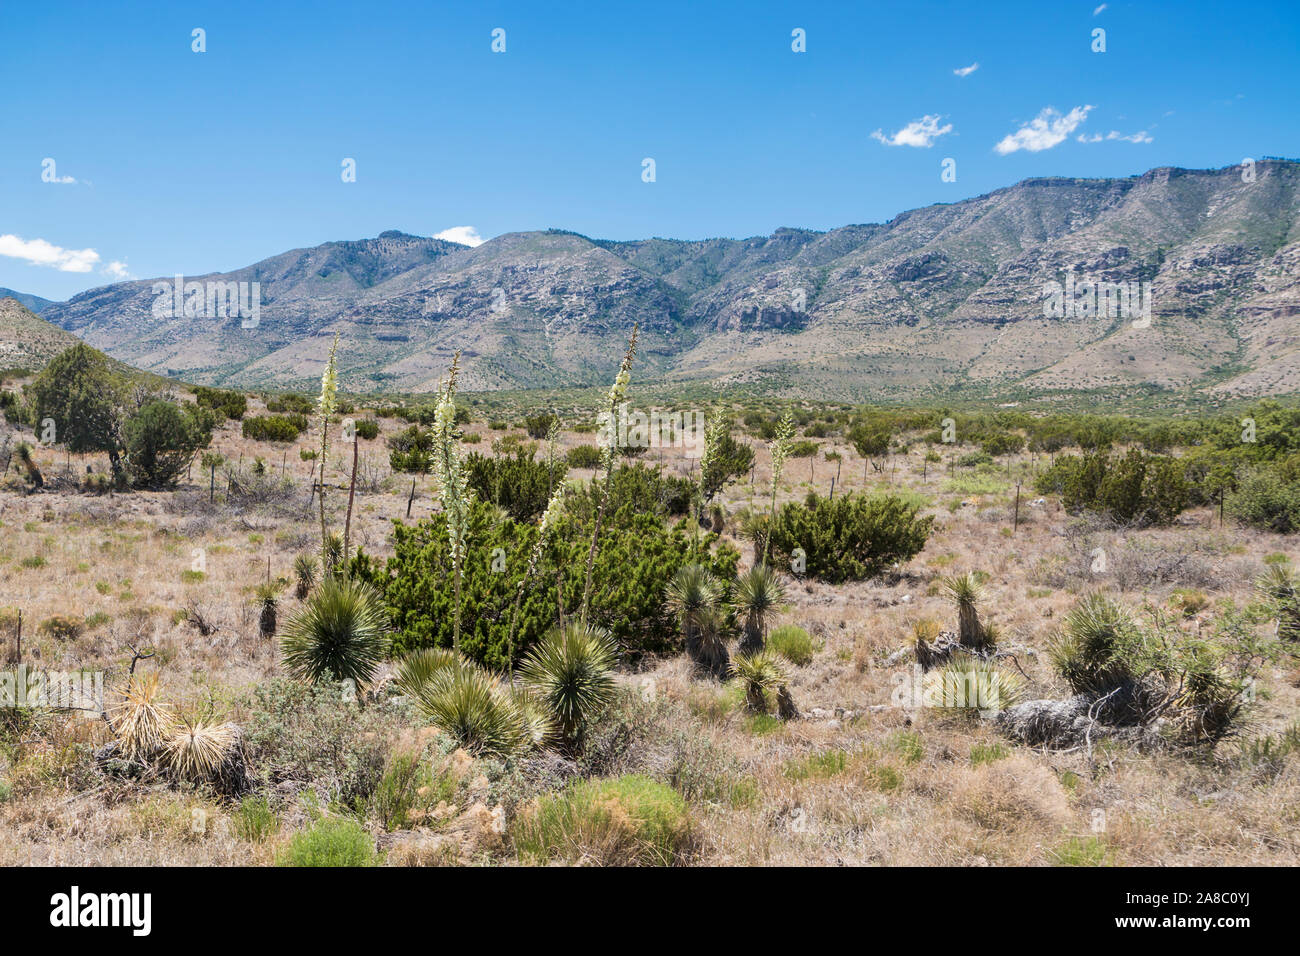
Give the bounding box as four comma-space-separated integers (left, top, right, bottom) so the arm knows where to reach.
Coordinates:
432, 352, 474, 569
599, 337, 637, 470
699, 412, 727, 498
316, 333, 341, 569
768, 410, 795, 488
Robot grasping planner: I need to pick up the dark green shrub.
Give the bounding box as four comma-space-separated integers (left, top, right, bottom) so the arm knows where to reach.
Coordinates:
379, 500, 738, 667
701, 424, 755, 500
193, 386, 247, 421
124, 399, 211, 489
765, 492, 933, 584
387, 424, 434, 473
265, 393, 314, 415
1036, 449, 1189, 526
465, 448, 565, 521
566, 444, 603, 469
1228, 467, 1300, 533
242, 414, 308, 442
353, 418, 380, 440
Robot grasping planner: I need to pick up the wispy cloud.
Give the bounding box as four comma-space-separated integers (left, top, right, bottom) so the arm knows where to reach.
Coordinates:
0, 233, 100, 273
1093, 3, 1108, 14
871, 115, 954, 148
1077, 129, 1153, 144
994, 105, 1093, 154
434, 226, 484, 247
102, 260, 133, 279
953, 62, 979, 78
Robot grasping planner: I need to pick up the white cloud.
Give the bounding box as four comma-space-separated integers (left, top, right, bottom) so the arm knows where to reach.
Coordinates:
994, 105, 1093, 154
1093, 3, 1108, 14
953, 62, 979, 78
433, 226, 484, 247
1077, 129, 1154, 144
871, 115, 954, 148
0, 233, 101, 273
102, 260, 133, 279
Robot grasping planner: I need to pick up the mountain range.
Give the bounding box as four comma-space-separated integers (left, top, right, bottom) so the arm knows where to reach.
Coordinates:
22, 159, 1300, 401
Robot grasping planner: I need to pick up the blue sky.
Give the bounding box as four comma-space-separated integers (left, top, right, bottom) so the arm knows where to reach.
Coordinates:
3, 0, 1298, 301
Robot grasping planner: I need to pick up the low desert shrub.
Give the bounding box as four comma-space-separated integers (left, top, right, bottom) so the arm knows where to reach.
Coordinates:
512, 774, 693, 866
276, 817, 378, 867
767, 624, 815, 665
765, 492, 933, 583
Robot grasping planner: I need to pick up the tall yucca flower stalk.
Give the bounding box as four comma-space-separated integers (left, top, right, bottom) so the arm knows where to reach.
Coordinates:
763, 410, 795, 566
431, 352, 473, 653
506, 483, 569, 678
316, 333, 341, 574
545, 417, 561, 499
580, 324, 638, 626
694, 412, 726, 556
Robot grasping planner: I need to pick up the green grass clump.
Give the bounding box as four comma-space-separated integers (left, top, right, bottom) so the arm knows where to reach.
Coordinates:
943, 474, 1009, 496
512, 775, 693, 866
970, 742, 1010, 766
276, 817, 377, 866
745, 713, 784, 736
767, 624, 817, 666
890, 730, 924, 765
784, 748, 849, 781
1048, 835, 1113, 866
235, 796, 279, 843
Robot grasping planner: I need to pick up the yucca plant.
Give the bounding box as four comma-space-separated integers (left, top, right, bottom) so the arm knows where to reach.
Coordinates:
315, 332, 340, 572
730, 649, 785, 713
280, 577, 389, 688
15, 442, 42, 489
926, 651, 1026, 715
255, 582, 279, 639
323, 531, 345, 578
943, 572, 989, 650
111, 671, 175, 763
162, 720, 241, 783
411, 663, 533, 757
511, 685, 558, 750
691, 604, 732, 676
733, 564, 786, 653
665, 563, 721, 647
393, 646, 462, 699
580, 324, 639, 625
1048, 593, 1144, 697
519, 622, 618, 745
293, 553, 317, 600
430, 352, 474, 652
763, 410, 795, 565
1257, 565, 1300, 642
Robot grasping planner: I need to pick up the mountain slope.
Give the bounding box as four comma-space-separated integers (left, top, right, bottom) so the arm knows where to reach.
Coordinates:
42, 160, 1300, 400
0, 289, 54, 314
0, 297, 88, 372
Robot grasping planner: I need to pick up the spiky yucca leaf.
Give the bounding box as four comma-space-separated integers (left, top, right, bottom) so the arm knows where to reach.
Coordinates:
943, 572, 987, 649
511, 686, 558, 749
412, 664, 532, 757
926, 652, 1025, 714
665, 563, 721, 644
280, 577, 389, 687
1257, 565, 1300, 641
293, 553, 317, 599
730, 649, 786, 712
394, 647, 462, 699
518, 623, 618, 742
1048, 593, 1143, 695
162, 721, 240, 782
734, 564, 786, 652
111, 672, 176, 763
